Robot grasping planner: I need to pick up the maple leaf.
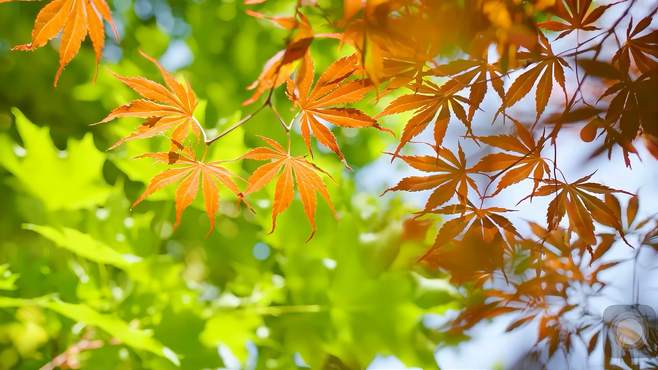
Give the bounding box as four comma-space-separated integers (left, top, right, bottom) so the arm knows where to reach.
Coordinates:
422, 226, 506, 285
519, 173, 631, 245
538, 0, 614, 39
578, 60, 658, 164
10, 0, 118, 86
612, 15, 658, 74
286, 53, 386, 163
377, 79, 470, 156
245, 9, 300, 30
472, 120, 549, 195
384, 144, 478, 210
132, 149, 242, 234
430, 55, 505, 121
527, 221, 592, 261
545, 102, 639, 166
243, 137, 335, 239
340, 1, 454, 88
243, 12, 339, 105
419, 202, 520, 262
502, 33, 568, 120
608, 70, 658, 146
526, 222, 622, 288
96, 52, 201, 148
603, 194, 658, 252
340, 1, 420, 87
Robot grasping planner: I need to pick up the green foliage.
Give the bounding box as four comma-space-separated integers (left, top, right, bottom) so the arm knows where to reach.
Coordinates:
0, 109, 111, 211
0, 81, 455, 369
0, 266, 18, 292
0, 1, 465, 367
23, 224, 141, 270
0, 297, 179, 365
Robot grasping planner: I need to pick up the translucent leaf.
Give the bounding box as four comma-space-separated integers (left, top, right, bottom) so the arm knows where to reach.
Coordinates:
0, 264, 18, 291
23, 224, 141, 270
0, 108, 111, 210
0, 296, 179, 366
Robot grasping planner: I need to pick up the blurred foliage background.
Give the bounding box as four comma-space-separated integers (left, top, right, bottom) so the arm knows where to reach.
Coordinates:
0, 0, 460, 369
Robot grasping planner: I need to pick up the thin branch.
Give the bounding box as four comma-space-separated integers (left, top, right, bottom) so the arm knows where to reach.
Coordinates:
270, 103, 291, 132
204, 1, 304, 147
205, 104, 266, 145
40, 333, 118, 370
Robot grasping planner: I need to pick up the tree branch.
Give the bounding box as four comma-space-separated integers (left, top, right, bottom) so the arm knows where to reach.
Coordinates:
205, 104, 267, 145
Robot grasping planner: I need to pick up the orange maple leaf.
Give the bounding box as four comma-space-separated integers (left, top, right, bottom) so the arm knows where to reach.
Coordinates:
502, 33, 568, 120
132, 150, 243, 234
9, 0, 118, 85
421, 226, 506, 285
377, 79, 470, 156
613, 15, 658, 74
243, 12, 340, 105
538, 0, 614, 39
243, 137, 335, 239
340, 1, 442, 87
472, 120, 549, 196
384, 144, 478, 210
584, 62, 655, 164
519, 173, 631, 245
286, 53, 387, 163
96, 52, 201, 148
419, 202, 520, 262
430, 56, 505, 121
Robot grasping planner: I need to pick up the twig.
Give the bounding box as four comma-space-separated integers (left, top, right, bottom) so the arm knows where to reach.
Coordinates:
39, 334, 118, 370
205, 104, 267, 145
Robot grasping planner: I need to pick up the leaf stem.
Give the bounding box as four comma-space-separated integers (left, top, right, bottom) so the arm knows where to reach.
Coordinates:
192, 116, 208, 143
270, 103, 290, 132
